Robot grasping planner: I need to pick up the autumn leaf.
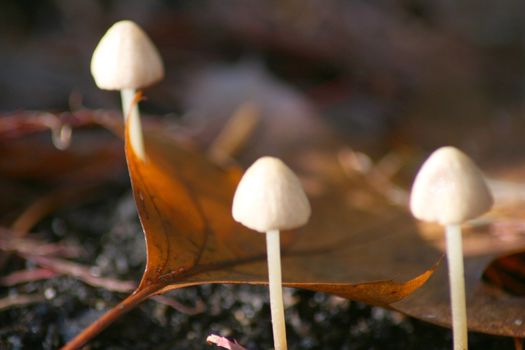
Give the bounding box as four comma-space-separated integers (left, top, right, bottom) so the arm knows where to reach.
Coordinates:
393, 200, 525, 338
16, 109, 524, 346
130, 122, 435, 299
62, 116, 436, 349
386, 114, 525, 339
123, 111, 525, 340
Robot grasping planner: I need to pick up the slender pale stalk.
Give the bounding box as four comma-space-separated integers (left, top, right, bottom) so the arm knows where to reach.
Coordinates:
121, 88, 146, 161
266, 229, 287, 350
445, 224, 468, 350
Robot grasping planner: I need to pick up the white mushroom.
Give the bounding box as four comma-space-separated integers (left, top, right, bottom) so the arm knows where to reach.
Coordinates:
410, 146, 493, 350
232, 156, 311, 350
90, 20, 164, 161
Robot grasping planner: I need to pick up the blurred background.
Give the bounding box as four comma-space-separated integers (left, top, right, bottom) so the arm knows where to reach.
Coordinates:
2, 0, 525, 156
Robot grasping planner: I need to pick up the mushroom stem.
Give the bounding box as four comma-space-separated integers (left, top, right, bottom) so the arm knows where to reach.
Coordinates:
445, 223, 468, 350
121, 88, 146, 161
265, 229, 287, 350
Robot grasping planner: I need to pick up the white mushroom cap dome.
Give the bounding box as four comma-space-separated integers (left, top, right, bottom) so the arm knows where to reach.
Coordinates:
90, 20, 164, 90
410, 146, 493, 225
232, 157, 311, 232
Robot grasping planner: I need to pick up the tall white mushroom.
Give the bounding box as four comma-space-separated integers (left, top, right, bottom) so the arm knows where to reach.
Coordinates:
410, 146, 493, 350
232, 157, 311, 350
90, 20, 164, 161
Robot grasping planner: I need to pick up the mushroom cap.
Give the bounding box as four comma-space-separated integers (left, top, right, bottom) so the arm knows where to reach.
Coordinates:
410, 146, 493, 225
232, 156, 311, 232
90, 20, 164, 90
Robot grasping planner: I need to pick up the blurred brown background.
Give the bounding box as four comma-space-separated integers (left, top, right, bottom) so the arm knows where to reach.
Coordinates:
1, 0, 525, 154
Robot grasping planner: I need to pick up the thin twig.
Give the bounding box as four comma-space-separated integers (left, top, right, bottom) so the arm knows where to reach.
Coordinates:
337, 147, 408, 206
208, 101, 259, 166
0, 183, 109, 270
152, 295, 205, 315
0, 110, 120, 139
0, 294, 45, 311
0, 268, 57, 286
22, 254, 135, 293
0, 231, 82, 258
1, 230, 198, 313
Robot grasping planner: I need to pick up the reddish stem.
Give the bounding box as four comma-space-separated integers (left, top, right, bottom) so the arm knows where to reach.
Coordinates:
60, 284, 160, 350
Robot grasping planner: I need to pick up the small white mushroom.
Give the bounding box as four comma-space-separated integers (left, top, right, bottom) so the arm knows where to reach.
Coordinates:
410, 146, 493, 350
90, 20, 164, 91
232, 156, 311, 350
90, 20, 164, 161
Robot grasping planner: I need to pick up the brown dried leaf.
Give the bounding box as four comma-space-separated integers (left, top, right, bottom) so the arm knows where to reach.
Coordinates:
62, 117, 437, 349
393, 201, 525, 337
386, 112, 525, 338
130, 124, 434, 301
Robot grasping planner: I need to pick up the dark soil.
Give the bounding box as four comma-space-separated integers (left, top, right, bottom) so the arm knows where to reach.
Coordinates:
0, 182, 515, 349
